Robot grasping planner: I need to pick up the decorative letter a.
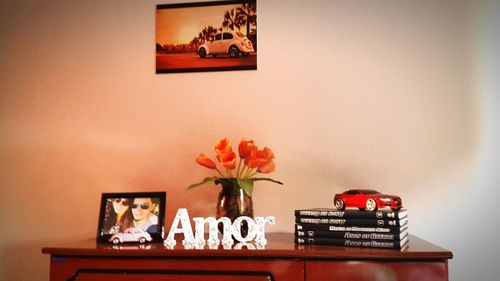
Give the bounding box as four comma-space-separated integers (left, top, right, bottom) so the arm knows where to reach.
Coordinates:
164, 208, 193, 247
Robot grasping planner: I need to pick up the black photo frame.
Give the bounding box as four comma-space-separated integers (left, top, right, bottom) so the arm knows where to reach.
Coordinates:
97, 192, 166, 243
156, 0, 257, 73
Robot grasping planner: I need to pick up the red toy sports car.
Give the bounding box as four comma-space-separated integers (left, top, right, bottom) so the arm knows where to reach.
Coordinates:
334, 189, 402, 212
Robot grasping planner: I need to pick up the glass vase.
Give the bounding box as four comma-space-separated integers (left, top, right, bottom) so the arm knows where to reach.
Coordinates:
216, 178, 254, 237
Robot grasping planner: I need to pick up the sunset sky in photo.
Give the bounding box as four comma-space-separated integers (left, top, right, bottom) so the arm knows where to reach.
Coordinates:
156, 4, 242, 45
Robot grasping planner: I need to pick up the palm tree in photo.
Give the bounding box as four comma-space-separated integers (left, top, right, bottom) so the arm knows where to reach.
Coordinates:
199, 26, 218, 43
236, 2, 257, 35
197, 31, 204, 44
190, 37, 200, 49
222, 9, 244, 31
156, 43, 165, 53
206, 26, 218, 41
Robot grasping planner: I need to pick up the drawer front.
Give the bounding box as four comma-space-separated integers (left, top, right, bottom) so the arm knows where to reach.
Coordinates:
72, 270, 272, 281
50, 257, 304, 281
306, 260, 448, 281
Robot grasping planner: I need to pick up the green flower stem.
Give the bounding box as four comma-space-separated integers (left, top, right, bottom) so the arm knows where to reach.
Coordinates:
248, 170, 258, 178
239, 165, 247, 178
215, 167, 224, 177
236, 158, 243, 178
244, 167, 256, 178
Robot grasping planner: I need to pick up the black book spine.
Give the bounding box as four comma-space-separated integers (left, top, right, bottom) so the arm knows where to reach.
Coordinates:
295, 209, 407, 220
295, 230, 407, 240
295, 237, 408, 249
295, 216, 406, 227
296, 223, 407, 234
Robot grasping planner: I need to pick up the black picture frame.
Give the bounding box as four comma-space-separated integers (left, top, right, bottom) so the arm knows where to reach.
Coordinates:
96, 192, 166, 243
156, 0, 257, 73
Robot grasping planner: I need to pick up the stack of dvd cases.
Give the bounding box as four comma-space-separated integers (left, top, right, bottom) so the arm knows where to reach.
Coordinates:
294, 208, 409, 249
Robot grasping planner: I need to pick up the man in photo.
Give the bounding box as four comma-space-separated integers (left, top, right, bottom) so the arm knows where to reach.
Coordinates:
131, 197, 159, 234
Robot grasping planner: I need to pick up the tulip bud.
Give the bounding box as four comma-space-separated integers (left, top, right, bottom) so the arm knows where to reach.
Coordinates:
196, 154, 216, 169
214, 138, 232, 158
258, 160, 276, 173
238, 139, 256, 159
219, 151, 237, 169
245, 147, 275, 168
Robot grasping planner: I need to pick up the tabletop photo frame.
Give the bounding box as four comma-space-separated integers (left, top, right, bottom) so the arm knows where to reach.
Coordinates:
96, 192, 166, 243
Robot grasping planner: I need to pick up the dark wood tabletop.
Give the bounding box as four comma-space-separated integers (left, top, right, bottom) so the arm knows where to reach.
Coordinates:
42, 233, 452, 261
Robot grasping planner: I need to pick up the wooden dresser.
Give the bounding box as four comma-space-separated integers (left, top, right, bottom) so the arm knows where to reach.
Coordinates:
42, 233, 452, 281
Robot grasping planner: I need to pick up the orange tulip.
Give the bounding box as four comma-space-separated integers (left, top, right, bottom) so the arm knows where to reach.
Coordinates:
219, 151, 237, 169
245, 147, 275, 168
258, 160, 276, 173
196, 154, 216, 169
238, 139, 256, 158
214, 138, 232, 159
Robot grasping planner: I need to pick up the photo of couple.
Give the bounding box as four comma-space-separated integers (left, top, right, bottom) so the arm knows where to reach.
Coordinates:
97, 192, 166, 242
103, 197, 160, 234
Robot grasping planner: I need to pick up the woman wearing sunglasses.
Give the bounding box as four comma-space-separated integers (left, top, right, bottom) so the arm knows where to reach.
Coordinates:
131, 198, 158, 234
103, 198, 133, 234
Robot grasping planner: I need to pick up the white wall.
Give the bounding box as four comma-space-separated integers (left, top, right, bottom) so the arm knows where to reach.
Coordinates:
443, 0, 500, 279
0, 0, 498, 280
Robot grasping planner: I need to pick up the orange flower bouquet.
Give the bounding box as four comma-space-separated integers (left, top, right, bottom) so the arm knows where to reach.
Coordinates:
188, 138, 283, 197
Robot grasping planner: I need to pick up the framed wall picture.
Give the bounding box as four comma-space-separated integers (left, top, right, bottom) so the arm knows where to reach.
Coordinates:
96, 192, 166, 243
156, 0, 257, 73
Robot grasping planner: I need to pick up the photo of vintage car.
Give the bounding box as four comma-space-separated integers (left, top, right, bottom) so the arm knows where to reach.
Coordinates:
109, 228, 153, 244
156, 1, 257, 73
334, 189, 403, 212
198, 31, 254, 58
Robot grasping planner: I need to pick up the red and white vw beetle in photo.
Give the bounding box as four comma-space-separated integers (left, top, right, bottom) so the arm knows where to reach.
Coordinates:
109, 228, 152, 244
198, 30, 254, 58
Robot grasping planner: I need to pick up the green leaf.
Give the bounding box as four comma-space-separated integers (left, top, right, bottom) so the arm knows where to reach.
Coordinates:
187, 177, 219, 190
250, 178, 284, 185
214, 178, 238, 186
237, 178, 254, 197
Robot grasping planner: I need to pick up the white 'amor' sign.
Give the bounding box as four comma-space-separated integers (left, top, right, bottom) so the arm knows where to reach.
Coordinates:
164, 208, 275, 247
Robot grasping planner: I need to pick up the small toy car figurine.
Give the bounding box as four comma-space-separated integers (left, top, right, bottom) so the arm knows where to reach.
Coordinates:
334, 189, 402, 212
109, 228, 153, 244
